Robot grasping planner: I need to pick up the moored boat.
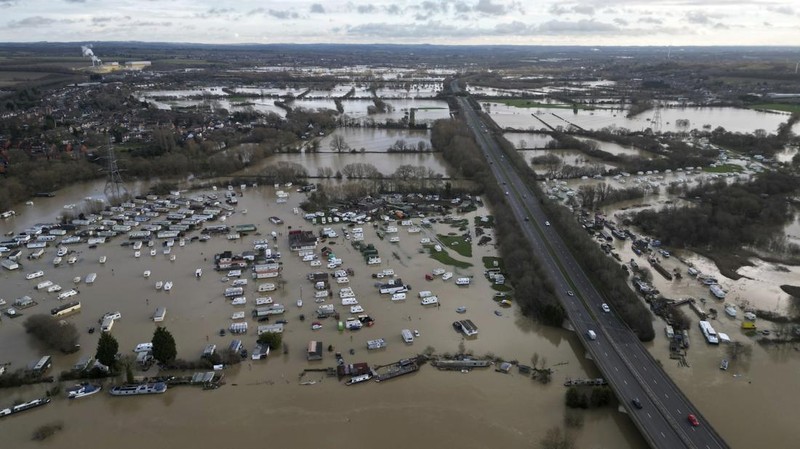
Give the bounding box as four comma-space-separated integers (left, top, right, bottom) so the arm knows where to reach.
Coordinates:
99, 256, 107, 264
109, 382, 167, 396
164, 281, 173, 291
143, 270, 151, 278
155, 280, 163, 290
67, 383, 102, 399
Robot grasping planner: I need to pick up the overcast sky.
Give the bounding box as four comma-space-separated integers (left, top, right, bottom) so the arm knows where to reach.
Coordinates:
1, 0, 798, 46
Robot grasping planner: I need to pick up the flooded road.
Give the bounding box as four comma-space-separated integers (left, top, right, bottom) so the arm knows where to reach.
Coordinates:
0, 183, 642, 449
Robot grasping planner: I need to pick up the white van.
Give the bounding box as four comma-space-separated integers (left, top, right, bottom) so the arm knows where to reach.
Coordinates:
587, 330, 597, 341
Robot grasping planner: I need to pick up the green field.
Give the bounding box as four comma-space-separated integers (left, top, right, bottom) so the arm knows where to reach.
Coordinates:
749, 103, 800, 114
703, 164, 744, 173
482, 256, 505, 270
428, 247, 472, 269
437, 234, 472, 258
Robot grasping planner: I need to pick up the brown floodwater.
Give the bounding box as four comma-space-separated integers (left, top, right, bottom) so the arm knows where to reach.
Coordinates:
0, 183, 643, 449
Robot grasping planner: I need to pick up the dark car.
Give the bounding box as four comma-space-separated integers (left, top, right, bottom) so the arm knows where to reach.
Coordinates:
687, 414, 700, 427
631, 398, 643, 409
276, 319, 288, 325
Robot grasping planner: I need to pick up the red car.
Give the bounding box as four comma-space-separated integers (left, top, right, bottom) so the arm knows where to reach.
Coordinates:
687, 414, 700, 427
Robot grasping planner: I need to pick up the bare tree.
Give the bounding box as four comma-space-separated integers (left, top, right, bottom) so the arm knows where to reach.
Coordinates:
329, 134, 350, 153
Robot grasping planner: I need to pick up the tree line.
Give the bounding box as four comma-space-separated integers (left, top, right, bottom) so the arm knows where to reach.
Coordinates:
632, 171, 799, 250
432, 119, 566, 325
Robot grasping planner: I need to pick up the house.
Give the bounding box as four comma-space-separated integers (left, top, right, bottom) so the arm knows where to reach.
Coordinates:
307, 340, 323, 361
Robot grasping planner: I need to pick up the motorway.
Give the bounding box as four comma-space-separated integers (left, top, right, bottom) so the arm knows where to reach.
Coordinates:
452, 82, 730, 449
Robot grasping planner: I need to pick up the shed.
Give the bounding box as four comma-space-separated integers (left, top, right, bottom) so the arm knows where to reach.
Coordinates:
307, 340, 323, 361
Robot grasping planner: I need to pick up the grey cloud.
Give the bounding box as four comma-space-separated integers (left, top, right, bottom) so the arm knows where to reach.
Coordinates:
640, 17, 663, 24
385, 5, 402, 15
348, 17, 626, 39
357, 5, 376, 14
538, 19, 619, 33
208, 7, 234, 15
0, 0, 18, 6
453, 1, 471, 13
475, 0, 506, 15
613, 17, 628, 26
92, 15, 131, 23
347, 21, 478, 38
310, 3, 325, 13
8, 16, 79, 28
549, 4, 594, 16
767, 6, 794, 15
268, 9, 299, 19
64, 0, 86, 3
686, 11, 712, 24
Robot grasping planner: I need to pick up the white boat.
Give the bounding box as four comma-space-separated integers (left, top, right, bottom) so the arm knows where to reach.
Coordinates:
391, 293, 406, 301
163, 281, 173, 291
150, 248, 156, 256
155, 281, 163, 290
67, 255, 78, 264
442, 272, 453, 281
134, 250, 141, 258
99, 256, 107, 264
147, 240, 154, 247
724, 304, 737, 318
85, 273, 97, 284
132, 241, 142, 250
297, 299, 303, 308
143, 270, 151, 278
67, 383, 102, 399
57, 247, 68, 257
162, 247, 171, 255
47, 284, 62, 293
195, 268, 202, 278
26, 270, 44, 280
53, 256, 62, 266
389, 236, 400, 243
73, 276, 81, 284
170, 254, 176, 262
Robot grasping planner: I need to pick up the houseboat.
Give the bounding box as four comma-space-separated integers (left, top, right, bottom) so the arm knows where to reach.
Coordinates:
109, 382, 167, 396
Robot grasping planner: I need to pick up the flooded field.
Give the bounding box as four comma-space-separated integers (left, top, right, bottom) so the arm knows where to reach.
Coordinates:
503, 132, 555, 149
487, 102, 798, 135
317, 128, 431, 152
0, 185, 642, 449
244, 151, 452, 178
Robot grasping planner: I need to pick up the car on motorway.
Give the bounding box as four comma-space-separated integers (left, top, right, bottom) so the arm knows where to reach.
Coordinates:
545, 221, 550, 226
631, 398, 643, 409
567, 290, 574, 296
687, 414, 700, 427
524, 217, 529, 221
601, 303, 610, 313
505, 192, 509, 196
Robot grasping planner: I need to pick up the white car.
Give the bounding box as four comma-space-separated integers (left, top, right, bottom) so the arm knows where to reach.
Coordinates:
601, 303, 610, 313
545, 221, 550, 226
